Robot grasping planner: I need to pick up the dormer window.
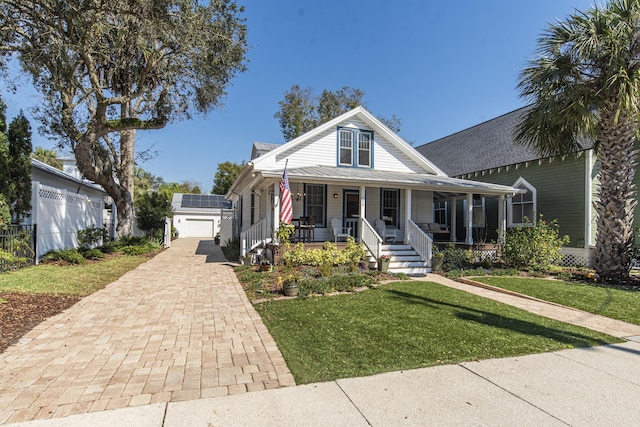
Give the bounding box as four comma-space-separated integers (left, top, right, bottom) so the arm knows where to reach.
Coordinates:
338, 127, 373, 168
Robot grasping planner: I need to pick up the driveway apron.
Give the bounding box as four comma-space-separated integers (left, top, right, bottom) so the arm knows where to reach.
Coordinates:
0, 238, 294, 424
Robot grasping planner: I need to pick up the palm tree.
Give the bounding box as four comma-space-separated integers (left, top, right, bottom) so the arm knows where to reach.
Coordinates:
31, 147, 62, 170
516, 0, 640, 282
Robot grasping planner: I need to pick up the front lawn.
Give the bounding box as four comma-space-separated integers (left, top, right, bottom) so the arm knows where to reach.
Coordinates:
254, 281, 619, 384
0, 255, 150, 296
472, 276, 640, 325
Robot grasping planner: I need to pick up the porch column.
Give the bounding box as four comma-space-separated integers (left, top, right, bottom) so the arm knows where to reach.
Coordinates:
497, 195, 506, 243
359, 185, 366, 243
465, 193, 473, 245
450, 197, 457, 242
273, 182, 280, 236
405, 188, 412, 244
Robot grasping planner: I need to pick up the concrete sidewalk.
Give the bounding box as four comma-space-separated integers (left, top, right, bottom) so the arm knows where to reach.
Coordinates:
7, 340, 640, 426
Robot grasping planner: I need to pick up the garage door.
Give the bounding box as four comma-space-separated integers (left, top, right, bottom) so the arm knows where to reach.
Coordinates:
185, 219, 214, 237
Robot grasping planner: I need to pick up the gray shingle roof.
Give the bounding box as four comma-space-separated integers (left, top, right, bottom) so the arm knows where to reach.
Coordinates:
415, 106, 593, 177
251, 142, 281, 160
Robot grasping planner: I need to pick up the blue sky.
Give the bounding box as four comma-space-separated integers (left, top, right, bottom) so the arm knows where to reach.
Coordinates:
2, 0, 595, 191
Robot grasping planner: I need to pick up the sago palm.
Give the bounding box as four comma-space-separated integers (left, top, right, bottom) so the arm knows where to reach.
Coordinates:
516, 0, 640, 282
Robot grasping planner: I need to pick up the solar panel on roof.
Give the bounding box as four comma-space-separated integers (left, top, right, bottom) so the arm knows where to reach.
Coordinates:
180, 194, 231, 209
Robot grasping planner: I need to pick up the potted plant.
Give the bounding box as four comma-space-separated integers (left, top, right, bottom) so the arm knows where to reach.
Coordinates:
280, 270, 301, 297
214, 233, 220, 245
378, 255, 391, 272
431, 246, 444, 271
359, 256, 370, 270
241, 255, 252, 266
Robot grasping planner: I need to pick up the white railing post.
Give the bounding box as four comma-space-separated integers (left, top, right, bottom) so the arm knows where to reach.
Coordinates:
360, 218, 382, 260
406, 219, 432, 263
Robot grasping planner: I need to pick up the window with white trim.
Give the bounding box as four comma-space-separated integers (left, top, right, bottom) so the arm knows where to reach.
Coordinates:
381, 188, 400, 228
433, 201, 447, 225
509, 177, 536, 226
337, 127, 373, 168
304, 184, 326, 227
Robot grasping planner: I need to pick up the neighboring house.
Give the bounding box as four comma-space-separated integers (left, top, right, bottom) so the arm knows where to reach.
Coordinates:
227, 106, 519, 274
172, 193, 231, 238
416, 106, 603, 267
29, 158, 108, 260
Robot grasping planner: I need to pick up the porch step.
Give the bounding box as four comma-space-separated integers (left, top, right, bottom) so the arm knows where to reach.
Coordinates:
379, 245, 429, 276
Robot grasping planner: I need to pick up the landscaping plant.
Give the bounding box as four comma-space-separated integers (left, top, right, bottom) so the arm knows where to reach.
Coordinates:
500, 215, 569, 271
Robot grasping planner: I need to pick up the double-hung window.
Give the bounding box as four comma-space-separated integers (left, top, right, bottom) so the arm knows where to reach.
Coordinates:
304, 184, 326, 227
433, 201, 447, 226
381, 188, 399, 228
338, 127, 373, 168
509, 178, 536, 226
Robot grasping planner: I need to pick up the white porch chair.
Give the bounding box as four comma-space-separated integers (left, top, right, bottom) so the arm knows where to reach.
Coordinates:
374, 218, 397, 243
330, 218, 351, 243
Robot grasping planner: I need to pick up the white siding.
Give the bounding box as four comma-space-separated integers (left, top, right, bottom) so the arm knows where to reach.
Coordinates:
258, 118, 435, 175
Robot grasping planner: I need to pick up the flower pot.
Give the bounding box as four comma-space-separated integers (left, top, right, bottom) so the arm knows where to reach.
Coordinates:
359, 260, 370, 270
378, 257, 391, 273
283, 283, 299, 297
259, 264, 273, 272
241, 256, 252, 266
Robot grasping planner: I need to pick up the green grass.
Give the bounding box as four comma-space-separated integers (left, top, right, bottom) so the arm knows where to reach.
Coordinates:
472, 276, 640, 325
254, 281, 620, 384
0, 255, 149, 296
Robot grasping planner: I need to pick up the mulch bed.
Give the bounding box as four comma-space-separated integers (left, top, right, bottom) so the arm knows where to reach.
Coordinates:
0, 292, 80, 353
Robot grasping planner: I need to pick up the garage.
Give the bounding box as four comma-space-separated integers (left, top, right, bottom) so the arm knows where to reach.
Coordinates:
172, 193, 232, 239
185, 218, 215, 238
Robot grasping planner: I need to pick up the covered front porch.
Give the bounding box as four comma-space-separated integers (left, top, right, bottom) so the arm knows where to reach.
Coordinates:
237, 167, 518, 274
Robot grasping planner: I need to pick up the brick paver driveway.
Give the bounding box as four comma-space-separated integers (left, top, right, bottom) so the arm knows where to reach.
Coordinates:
0, 239, 294, 424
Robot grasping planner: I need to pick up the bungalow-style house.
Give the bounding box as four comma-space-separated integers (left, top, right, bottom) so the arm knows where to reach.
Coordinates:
416, 106, 607, 267
227, 106, 519, 274
29, 158, 108, 260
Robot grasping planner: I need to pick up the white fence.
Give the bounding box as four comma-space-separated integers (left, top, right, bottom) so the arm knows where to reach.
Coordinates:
34, 182, 104, 260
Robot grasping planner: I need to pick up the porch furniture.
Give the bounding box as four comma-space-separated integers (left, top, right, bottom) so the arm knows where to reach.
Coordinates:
330, 218, 352, 243
299, 216, 315, 242
374, 218, 397, 243
419, 223, 450, 234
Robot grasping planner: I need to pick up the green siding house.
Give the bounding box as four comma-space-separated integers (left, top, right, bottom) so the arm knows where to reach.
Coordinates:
415, 106, 626, 267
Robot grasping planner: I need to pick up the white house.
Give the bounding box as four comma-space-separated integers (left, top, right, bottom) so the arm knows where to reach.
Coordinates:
172, 193, 231, 238
29, 158, 108, 260
227, 107, 519, 274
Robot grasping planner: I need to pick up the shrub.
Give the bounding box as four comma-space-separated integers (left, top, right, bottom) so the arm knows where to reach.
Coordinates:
282, 237, 368, 268
78, 225, 107, 249
0, 249, 29, 272
221, 236, 240, 261
441, 244, 474, 271
79, 248, 105, 260
500, 215, 569, 271
41, 249, 86, 264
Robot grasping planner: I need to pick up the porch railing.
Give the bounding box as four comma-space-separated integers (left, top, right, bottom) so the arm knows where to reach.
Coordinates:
361, 218, 382, 260
240, 219, 267, 257
406, 219, 432, 266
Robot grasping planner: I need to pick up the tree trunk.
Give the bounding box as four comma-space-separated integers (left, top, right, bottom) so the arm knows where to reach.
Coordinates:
73, 127, 137, 239
593, 108, 638, 282
115, 129, 136, 237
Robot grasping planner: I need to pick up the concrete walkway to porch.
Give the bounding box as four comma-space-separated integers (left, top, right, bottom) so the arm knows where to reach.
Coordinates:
0, 238, 295, 424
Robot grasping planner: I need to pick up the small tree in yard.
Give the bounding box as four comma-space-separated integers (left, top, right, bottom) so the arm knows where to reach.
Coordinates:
501, 216, 569, 271
134, 192, 172, 239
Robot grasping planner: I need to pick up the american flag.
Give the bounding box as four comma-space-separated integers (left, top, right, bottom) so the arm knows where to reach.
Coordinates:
279, 165, 293, 224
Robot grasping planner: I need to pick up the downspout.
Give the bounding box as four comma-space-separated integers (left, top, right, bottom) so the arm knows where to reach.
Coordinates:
585, 149, 593, 249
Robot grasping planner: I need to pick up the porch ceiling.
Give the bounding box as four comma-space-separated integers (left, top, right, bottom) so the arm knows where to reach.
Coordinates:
259, 165, 518, 196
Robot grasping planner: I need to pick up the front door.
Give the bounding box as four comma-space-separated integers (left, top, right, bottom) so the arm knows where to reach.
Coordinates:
343, 190, 359, 238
